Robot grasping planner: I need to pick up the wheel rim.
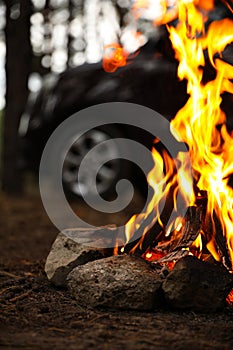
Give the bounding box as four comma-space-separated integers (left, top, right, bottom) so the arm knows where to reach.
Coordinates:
62, 129, 121, 196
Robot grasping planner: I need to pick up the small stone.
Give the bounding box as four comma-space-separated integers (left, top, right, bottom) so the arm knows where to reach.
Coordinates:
45, 226, 117, 287
67, 254, 163, 311
162, 255, 233, 312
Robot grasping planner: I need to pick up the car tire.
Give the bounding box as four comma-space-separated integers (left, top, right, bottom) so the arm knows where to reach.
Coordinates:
62, 125, 132, 200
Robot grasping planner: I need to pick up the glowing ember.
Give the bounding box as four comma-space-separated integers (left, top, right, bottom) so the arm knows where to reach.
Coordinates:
143, 249, 175, 270
145, 251, 153, 259
227, 289, 233, 305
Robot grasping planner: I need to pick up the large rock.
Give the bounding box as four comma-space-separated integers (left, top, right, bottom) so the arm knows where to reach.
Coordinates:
45, 226, 117, 287
67, 254, 163, 311
162, 256, 233, 312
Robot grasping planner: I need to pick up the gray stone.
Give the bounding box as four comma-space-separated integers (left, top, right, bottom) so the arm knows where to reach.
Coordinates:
162, 256, 233, 312
45, 226, 117, 287
67, 254, 163, 311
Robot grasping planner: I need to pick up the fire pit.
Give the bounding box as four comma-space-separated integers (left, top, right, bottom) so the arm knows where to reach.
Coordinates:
45, 0, 233, 312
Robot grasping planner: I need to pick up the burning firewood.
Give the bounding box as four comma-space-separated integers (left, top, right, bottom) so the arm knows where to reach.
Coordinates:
155, 206, 203, 263
204, 212, 232, 270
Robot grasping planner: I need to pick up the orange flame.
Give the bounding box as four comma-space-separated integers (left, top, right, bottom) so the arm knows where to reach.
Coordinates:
124, 145, 195, 252
125, 147, 167, 247
103, 44, 130, 73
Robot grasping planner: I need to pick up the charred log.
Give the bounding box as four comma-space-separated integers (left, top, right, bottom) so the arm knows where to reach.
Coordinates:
204, 212, 232, 270
154, 206, 203, 263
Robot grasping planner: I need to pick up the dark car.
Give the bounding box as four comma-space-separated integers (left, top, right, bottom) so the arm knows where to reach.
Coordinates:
19, 33, 233, 199
20, 41, 188, 198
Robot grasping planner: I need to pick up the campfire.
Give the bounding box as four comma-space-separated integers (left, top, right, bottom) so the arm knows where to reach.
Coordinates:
104, 2, 233, 274
45, 0, 233, 311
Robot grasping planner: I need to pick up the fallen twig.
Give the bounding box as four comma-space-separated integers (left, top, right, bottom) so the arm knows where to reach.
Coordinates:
48, 327, 66, 333
0, 285, 22, 296
9, 290, 33, 303
0, 270, 21, 279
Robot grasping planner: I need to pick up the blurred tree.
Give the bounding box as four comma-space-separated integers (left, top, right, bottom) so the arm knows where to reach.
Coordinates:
2, 0, 32, 194
0, 0, 138, 194
1, 0, 125, 194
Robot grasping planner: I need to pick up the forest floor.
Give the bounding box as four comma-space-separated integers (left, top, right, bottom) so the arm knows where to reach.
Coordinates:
0, 184, 233, 350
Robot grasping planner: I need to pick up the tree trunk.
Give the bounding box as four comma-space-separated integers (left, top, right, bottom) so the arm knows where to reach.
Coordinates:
1, 0, 32, 194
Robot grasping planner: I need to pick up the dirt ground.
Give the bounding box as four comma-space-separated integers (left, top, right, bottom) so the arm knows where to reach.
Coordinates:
1, 185, 233, 350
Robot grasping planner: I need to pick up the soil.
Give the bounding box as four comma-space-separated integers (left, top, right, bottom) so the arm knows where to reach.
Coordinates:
1, 187, 233, 350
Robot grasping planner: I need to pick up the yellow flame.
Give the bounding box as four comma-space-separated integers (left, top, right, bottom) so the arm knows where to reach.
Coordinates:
170, 1, 233, 267
192, 232, 203, 256
176, 221, 183, 232
206, 238, 221, 262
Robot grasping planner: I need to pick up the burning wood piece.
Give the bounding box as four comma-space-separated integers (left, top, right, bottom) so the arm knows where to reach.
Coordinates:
172, 206, 203, 248
153, 206, 203, 264
67, 255, 164, 311
155, 249, 190, 263
204, 213, 232, 270
122, 213, 163, 257
123, 186, 176, 257
45, 226, 118, 287
162, 256, 233, 312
